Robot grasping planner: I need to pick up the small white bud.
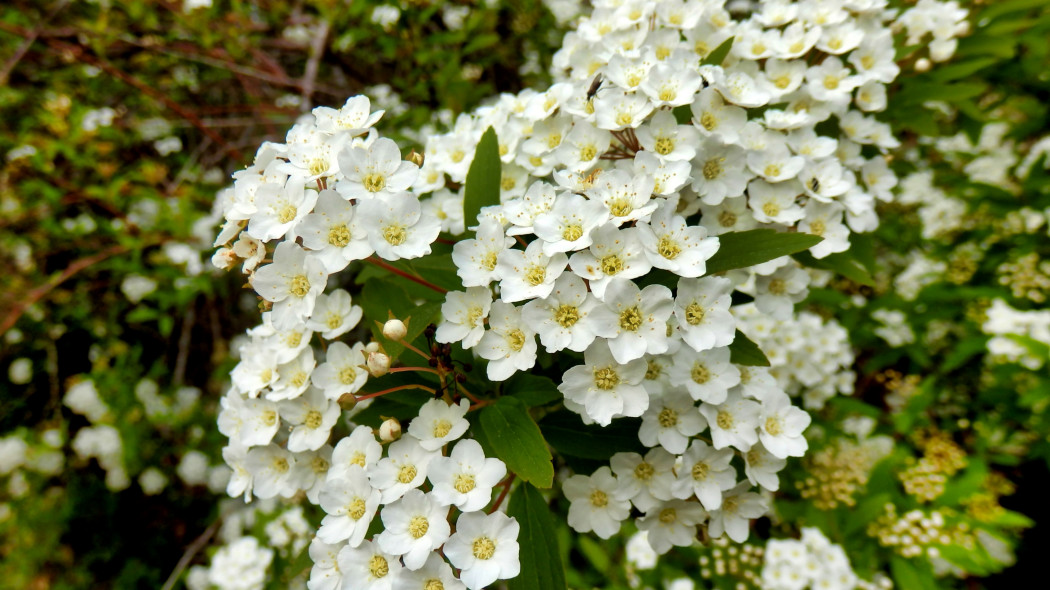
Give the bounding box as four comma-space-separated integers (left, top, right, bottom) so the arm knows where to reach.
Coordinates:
366, 351, 390, 377
382, 319, 408, 341
379, 418, 402, 442
210, 248, 237, 271
365, 341, 381, 353
915, 57, 931, 72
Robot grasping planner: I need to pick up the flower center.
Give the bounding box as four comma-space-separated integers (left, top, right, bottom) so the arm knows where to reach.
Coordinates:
619, 306, 643, 331
691, 363, 711, 384
692, 462, 708, 480
328, 224, 351, 247
348, 498, 367, 520
482, 251, 498, 271
654, 137, 675, 155
609, 198, 633, 218
562, 224, 584, 242
409, 515, 430, 539
589, 490, 609, 507
339, 366, 358, 385
369, 555, 389, 579
261, 410, 277, 426
524, 264, 547, 286
308, 158, 328, 177
546, 133, 562, 149
634, 461, 655, 481
454, 473, 476, 493
593, 367, 620, 390
599, 254, 624, 276
823, 75, 840, 90
290, 371, 307, 387
363, 173, 386, 193
718, 210, 737, 227
765, 416, 783, 436
659, 508, 677, 523
305, 410, 323, 429
472, 537, 496, 560
762, 202, 781, 218
466, 305, 484, 328
645, 360, 662, 380
277, 204, 298, 224
290, 274, 311, 297
685, 302, 705, 325
764, 164, 781, 178
554, 304, 580, 328
433, 419, 452, 438
506, 328, 527, 352
658, 87, 676, 102
774, 76, 791, 89
580, 145, 597, 162
700, 112, 717, 131
273, 457, 289, 473
350, 451, 366, 467
809, 220, 826, 236
312, 456, 329, 473
716, 410, 734, 430
451, 149, 465, 163
397, 464, 418, 484
658, 408, 678, 428
424, 580, 444, 590
615, 112, 633, 127
327, 313, 343, 330
657, 236, 681, 260
703, 158, 723, 180
768, 278, 787, 295
383, 224, 407, 245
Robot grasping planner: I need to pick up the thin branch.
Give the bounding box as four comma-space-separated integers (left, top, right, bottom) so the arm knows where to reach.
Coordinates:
0, 0, 70, 86
300, 20, 331, 112
365, 257, 449, 294
160, 516, 222, 590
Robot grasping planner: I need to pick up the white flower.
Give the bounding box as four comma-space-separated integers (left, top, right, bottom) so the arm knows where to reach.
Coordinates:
247, 175, 318, 241
691, 87, 747, 144
370, 437, 437, 502
443, 511, 520, 590
673, 276, 735, 352
330, 425, 383, 480
220, 393, 279, 447
428, 439, 507, 512
336, 137, 418, 200
307, 537, 344, 590
279, 387, 340, 452
377, 489, 451, 570
503, 180, 556, 235
476, 301, 538, 380
356, 192, 440, 261
407, 398, 470, 451
637, 499, 707, 554
312, 341, 368, 400
522, 273, 617, 353
590, 168, 658, 224
298, 190, 374, 272
393, 553, 466, 590
436, 287, 493, 348
495, 239, 568, 303
558, 340, 649, 426
635, 110, 700, 161
600, 279, 674, 364
638, 389, 706, 454
757, 390, 811, 458
747, 179, 804, 225
337, 540, 403, 590
313, 95, 384, 137
668, 346, 740, 404
250, 241, 328, 330
700, 390, 762, 452
636, 199, 720, 277
452, 219, 514, 287
568, 223, 651, 300
246, 443, 296, 499
670, 440, 736, 510
743, 442, 787, 491
318, 467, 381, 546
692, 138, 751, 205
609, 448, 676, 511
563, 466, 633, 539
532, 192, 609, 255
707, 482, 767, 543
267, 347, 315, 402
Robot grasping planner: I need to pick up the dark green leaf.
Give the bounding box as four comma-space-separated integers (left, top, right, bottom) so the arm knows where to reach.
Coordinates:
794, 250, 875, 286
462, 126, 501, 233
927, 58, 998, 82
890, 557, 938, 590
702, 37, 734, 66
507, 483, 567, 590
704, 230, 823, 275
728, 330, 771, 367
502, 373, 562, 406
539, 411, 646, 460
478, 397, 554, 488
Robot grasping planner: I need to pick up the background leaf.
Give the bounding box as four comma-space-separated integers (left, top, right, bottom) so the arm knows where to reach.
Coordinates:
477, 397, 554, 488
462, 126, 501, 233
507, 482, 568, 590
704, 230, 823, 275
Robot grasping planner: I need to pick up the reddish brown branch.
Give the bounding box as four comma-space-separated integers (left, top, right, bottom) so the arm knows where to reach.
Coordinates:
365, 257, 449, 294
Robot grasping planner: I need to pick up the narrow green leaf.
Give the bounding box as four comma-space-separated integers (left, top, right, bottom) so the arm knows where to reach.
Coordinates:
927, 57, 998, 82
702, 37, 734, 66
728, 330, 771, 367
502, 373, 562, 406
539, 411, 646, 460
507, 483, 567, 590
794, 250, 875, 286
479, 397, 554, 488
704, 229, 823, 275
462, 126, 501, 233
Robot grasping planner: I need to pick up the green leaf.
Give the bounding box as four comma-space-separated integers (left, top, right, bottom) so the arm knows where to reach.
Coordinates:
702, 37, 734, 66
890, 557, 937, 590
927, 57, 998, 82
704, 230, 823, 275
794, 250, 875, 286
478, 397, 554, 488
462, 126, 501, 233
507, 483, 567, 590
728, 330, 771, 367
502, 373, 562, 407
539, 411, 647, 460
359, 279, 441, 360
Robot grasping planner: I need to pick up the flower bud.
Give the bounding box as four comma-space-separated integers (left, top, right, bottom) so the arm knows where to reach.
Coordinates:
408, 149, 425, 168
915, 57, 931, 73
379, 418, 402, 442
383, 319, 408, 341
337, 392, 358, 411
367, 351, 390, 377
365, 341, 381, 354
210, 248, 237, 270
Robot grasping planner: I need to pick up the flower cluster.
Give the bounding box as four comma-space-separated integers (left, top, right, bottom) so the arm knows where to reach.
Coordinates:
761, 528, 862, 590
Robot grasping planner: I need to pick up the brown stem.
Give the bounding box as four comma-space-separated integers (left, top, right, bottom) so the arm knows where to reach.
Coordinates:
365, 257, 448, 294
488, 474, 516, 514
355, 383, 436, 401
